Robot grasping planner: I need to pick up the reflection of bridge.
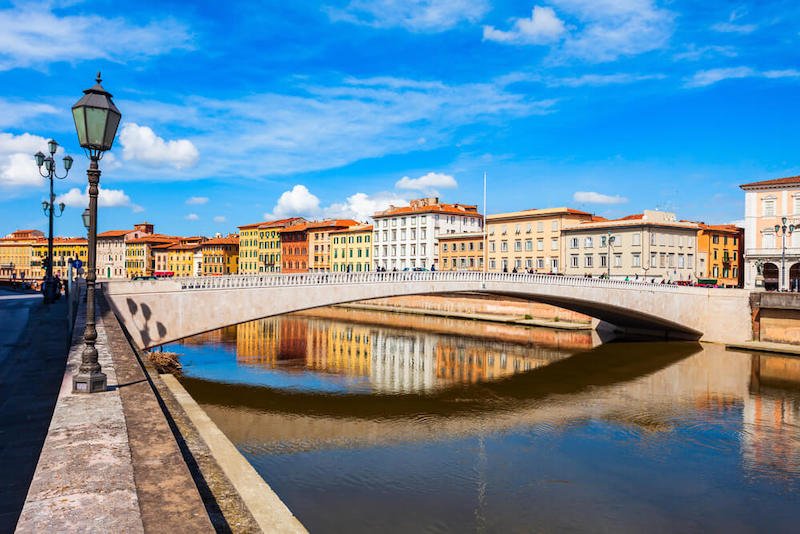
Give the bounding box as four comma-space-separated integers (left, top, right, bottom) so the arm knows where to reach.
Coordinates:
104, 271, 752, 349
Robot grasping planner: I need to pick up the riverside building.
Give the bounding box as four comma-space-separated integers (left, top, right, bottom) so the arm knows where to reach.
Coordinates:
372, 197, 482, 271
696, 224, 744, 287
97, 222, 154, 280
0, 229, 44, 280
438, 232, 485, 271
238, 217, 305, 274
330, 224, 373, 272
561, 210, 699, 282
740, 175, 800, 290
485, 207, 595, 273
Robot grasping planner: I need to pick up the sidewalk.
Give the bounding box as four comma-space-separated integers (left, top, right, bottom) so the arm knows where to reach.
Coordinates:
0, 290, 70, 533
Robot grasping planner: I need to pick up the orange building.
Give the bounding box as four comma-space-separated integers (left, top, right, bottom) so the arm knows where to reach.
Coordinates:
200, 235, 239, 275
438, 232, 485, 271
696, 224, 744, 287
280, 219, 360, 273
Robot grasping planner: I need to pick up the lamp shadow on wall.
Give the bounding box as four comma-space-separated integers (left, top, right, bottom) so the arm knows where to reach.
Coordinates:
126, 297, 167, 348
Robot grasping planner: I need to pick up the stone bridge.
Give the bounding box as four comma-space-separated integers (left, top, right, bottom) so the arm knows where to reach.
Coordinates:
103, 271, 752, 349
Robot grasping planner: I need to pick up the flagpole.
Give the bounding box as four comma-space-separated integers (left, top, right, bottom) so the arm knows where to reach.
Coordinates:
483, 172, 488, 282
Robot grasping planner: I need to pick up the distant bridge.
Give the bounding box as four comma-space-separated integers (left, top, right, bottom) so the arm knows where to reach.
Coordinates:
103, 271, 752, 349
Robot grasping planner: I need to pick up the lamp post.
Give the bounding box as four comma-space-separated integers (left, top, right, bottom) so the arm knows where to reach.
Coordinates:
70, 72, 121, 394
606, 231, 615, 279
34, 141, 72, 303
774, 217, 795, 291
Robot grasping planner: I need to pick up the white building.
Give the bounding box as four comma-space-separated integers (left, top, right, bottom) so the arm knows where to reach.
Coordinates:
96, 222, 154, 279
372, 197, 483, 270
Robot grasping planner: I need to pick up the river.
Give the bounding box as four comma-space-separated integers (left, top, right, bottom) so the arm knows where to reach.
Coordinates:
166, 307, 800, 533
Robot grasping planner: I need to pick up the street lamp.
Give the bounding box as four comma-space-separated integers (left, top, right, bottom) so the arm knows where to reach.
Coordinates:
774, 217, 795, 291
70, 72, 122, 394
34, 140, 73, 303
606, 231, 615, 279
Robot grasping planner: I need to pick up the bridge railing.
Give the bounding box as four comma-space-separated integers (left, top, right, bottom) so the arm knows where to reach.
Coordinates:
172, 271, 686, 292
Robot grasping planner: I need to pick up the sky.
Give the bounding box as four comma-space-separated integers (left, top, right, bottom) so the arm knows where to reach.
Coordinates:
1, 0, 799, 238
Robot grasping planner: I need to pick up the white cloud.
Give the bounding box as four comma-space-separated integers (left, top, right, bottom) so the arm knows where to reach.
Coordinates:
0, 132, 51, 188
180, 76, 554, 179
213, 215, 226, 223
573, 191, 628, 204
685, 67, 800, 88
328, 0, 489, 32
186, 196, 209, 205
119, 123, 199, 170
0, 5, 192, 71
57, 186, 134, 209
395, 172, 458, 192
185, 213, 199, 221
265, 185, 321, 219
547, 73, 665, 87
325, 192, 409, 221
712, 8, 757, 34
489, 1, 674, 63
483, 6, 566, 45
264, 185, 410, 222
0, 99, 58, 129
673, 44, 737, 62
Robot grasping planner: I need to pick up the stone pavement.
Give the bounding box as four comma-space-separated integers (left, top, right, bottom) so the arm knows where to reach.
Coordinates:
0, 290, 70, 533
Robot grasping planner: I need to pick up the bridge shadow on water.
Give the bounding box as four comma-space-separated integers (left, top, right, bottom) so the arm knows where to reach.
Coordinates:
179, 341, 700, 420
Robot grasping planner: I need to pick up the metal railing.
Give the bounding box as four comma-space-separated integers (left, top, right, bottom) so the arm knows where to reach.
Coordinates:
171, 271, 687, 292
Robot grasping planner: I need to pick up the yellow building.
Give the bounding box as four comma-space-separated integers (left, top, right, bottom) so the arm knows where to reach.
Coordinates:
330, 224, 373, 272
696, 224, 743, 287
438, 232, 485, 271
31, 237, 88, 280
167, 242, 201, 277
486, 207, 595, 273
0, 229, 44, 280
125, 234, 179, 277
200, 236, 239, 275
307, 219, 360, 272
238, 217, 304, 274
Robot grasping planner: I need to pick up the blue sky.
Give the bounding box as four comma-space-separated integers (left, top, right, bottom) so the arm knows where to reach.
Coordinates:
1, 0, 799, 237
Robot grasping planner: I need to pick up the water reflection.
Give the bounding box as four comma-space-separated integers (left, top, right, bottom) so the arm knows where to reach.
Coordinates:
170, 310, 800, 533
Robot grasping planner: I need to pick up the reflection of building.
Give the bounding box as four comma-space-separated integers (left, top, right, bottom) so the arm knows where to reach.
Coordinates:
370, 330, 438, 393
307, 320, 372, 377
236, 318, 281, 365
696, 224, 744, 287
278, 318, 308, 361
741, 175, 800, 290
434, 342, 552, 385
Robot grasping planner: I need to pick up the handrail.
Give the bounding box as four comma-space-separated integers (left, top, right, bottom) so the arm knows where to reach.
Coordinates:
162, 271, 689, 292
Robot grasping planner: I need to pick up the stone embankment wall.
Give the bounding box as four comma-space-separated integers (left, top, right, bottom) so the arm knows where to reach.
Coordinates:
750, 292, 800, 344
352, 294, 591, 324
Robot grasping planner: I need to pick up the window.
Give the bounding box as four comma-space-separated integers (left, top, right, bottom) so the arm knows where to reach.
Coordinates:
614, 254, 622, 268
712, 265, 719, 277
551, 221, 558, 231
763, 198, 776, 217
584, 255, 593, 268
490, 241, 496, 252
501, 241, 508, 252
551, 238, 558, 250
601, 236, 607, 247
763, 232, 776, 249
632, 253, 641, 267
570, 255, 579, 268
551, 258, 559, 271
712, 235, 719, 244
584, 237, 593, 248
650, 232, 657, 245
536, 258, 544, 269
650, 252, 657, 267
600, 254, 608, 267
570, 237, 579, 249
526, 223, 532, 233
443, 243, 448, 252
526, 240, 534, 251
535, 239, 543, 251
536, 222, 544, 232
794, 195, 800, 215
514, 240, 522, 252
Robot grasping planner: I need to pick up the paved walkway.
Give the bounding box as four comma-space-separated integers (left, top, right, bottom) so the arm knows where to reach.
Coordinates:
0, 290, 70, 533
726, 340, 800, 356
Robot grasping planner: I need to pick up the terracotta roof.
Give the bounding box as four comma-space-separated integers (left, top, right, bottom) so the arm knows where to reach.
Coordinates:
740, 175, 800, 189
487, 207, 591, 221
375, 203, 481, 218
280, 219, 360, 233
97, 229, 132, 238
202, 236, 239, 245
329, 224, 374, 234
167, 243, 201, 251
618, 214, 643, 220
238, 217, 305, 230
33, 237, 88, 245
699, 223, 743, 233
127, 234, 179, 244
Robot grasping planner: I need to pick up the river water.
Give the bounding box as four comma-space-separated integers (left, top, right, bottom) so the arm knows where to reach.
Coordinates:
168, 308, 800, 533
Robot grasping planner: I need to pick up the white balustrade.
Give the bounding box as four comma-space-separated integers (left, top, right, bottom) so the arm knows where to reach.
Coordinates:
167, 270, 686, 292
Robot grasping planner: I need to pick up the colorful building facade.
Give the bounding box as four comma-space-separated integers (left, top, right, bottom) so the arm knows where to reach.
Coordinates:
238, 217, 304, 274
696, 224, 744, 287
438, 232, 485, 271
330, 224, 373, 272
125, 234, 179, 277
486, 207, 594, 273
308, 220, 360, 272
31, 237, 88, 280
97, 222, 154, 280
741, 175, 800, 290
200, 236, 239, 275
0, 229, 44, 280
